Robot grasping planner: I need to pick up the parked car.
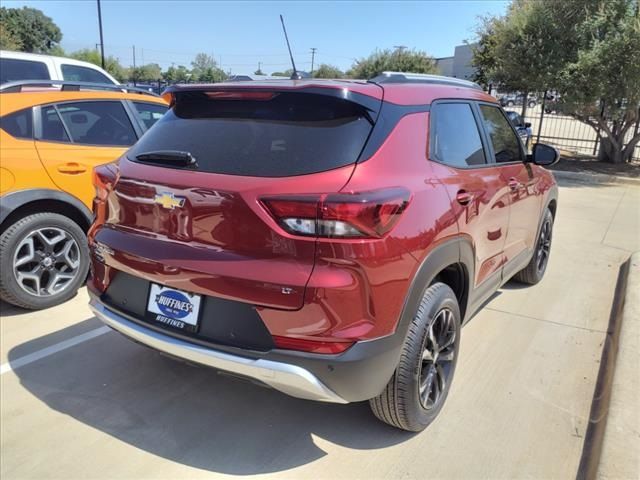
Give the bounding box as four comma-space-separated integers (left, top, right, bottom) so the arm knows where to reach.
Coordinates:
500, 93, 537, 108
1, 51, 118, 85
506, 110, 533, 149
544, 92, 561, 114
0, 81, 168, 310
88, 73, 559, 432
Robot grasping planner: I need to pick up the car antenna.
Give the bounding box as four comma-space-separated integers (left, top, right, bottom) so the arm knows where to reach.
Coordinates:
280, 14, 303, 80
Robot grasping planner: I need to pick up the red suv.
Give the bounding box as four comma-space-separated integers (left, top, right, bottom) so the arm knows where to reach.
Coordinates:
88, 73, 558, 432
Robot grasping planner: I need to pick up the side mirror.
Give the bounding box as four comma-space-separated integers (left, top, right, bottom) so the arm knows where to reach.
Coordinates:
529, 143, 559, 166
524, 122, 531, 128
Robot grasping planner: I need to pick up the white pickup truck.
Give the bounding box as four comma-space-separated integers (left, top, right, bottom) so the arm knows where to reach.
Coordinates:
1, 50, 118, 85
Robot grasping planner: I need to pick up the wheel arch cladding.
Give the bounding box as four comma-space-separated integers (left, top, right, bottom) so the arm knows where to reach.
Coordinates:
397, 238, 474, 334
0, 189, 93, 233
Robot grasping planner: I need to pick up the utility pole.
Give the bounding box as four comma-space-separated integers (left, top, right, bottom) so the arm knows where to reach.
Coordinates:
132, 45, 136, 86
258, 61, 262, 74
310, 47, 317, 75
96, 0, 105, 68
393, 45, 408, 53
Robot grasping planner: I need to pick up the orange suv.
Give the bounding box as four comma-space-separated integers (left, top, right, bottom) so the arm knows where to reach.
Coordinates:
0, 81, 168, 309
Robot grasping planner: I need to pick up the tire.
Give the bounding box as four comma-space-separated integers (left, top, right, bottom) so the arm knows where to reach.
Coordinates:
369, 283, 461, 432
513, 209, 553, 285
507, 100, 515, 106
0, 213, 89, 310
528, 101, 536, 108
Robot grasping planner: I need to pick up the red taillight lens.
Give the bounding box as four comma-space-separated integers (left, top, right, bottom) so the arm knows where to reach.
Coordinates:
92, 162, 119, 220
273, 335, 354, 354
260, 188, 410, 239
93, 162, 119, 201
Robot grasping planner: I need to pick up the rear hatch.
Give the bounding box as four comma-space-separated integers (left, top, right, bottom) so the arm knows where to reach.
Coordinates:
96, 84, 382, 310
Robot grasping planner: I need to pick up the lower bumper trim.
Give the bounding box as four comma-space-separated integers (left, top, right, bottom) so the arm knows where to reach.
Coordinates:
89, 298, 347, 404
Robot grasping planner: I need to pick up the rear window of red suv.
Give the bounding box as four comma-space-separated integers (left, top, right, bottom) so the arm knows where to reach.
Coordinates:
127, 91, 374, 177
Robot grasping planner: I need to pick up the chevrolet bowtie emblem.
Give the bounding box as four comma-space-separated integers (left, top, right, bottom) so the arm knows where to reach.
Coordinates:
154, 192, 185, 210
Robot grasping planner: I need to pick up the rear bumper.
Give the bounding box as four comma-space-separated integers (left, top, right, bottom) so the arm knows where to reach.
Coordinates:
90, 295, 405, 403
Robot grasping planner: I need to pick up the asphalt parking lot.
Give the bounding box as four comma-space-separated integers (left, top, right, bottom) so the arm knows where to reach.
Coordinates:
1, 176, 638, 480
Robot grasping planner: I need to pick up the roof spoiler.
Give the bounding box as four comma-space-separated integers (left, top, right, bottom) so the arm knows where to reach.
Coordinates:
161, 84, 382, 113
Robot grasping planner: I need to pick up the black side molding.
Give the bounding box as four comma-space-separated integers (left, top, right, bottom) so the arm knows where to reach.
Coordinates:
0, 188, 93, 228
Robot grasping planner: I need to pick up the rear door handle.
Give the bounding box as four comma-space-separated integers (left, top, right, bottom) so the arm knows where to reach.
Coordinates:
456, 190, 475, 205
57, 162, 87, 174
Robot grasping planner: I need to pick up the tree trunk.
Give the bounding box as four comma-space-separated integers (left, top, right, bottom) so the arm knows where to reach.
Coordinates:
520, 89, 528, 119
597, 137, 624, 164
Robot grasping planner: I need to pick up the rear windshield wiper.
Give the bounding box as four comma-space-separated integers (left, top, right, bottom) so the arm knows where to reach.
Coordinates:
134, 150, 197, 168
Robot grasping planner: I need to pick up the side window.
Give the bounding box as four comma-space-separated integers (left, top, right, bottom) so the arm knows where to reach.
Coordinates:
61, 64, 114, 84
430, 102, 486, 167
56, 101, 137, 146
41, 106, 70, 143
0, 109, 33, 139
0, 58, 50, 84
132, 102, 168, 130
506, 111, 523, 127
479, 105, 523, 163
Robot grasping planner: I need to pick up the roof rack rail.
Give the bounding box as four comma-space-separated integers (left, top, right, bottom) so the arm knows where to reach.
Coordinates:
0, 80, 160, 97
369, 72, 483, 91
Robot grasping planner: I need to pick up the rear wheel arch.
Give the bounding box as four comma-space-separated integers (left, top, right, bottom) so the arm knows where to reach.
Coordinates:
1, 189, 93, 234
547, 198, 557, 219
397, 238, 474, 334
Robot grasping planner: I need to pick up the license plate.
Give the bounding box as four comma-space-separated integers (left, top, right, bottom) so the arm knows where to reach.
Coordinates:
146, 283, 202, 332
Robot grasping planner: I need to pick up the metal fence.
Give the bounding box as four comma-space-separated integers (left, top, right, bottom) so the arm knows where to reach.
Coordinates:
499, 93, 640, 161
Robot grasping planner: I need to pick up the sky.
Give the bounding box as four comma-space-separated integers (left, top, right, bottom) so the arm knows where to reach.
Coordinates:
5, 0, 508, 75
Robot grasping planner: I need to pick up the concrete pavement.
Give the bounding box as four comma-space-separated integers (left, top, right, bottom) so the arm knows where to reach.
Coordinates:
1, 176, 639, 479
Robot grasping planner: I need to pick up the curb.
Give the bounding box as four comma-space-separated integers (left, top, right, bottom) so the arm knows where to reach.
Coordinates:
576, 253, 638, 480
551, 169, 640, 187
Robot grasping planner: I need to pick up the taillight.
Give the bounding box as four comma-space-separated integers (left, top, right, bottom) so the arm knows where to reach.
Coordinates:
260, 188, 411, 239
273, 335, 354, 354
92, 162, 119, 221
93, 162, 119, 201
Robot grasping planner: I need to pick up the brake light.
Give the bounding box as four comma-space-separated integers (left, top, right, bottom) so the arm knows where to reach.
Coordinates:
260, 188, 410, 239
205, 91, 277, 101
273, 335, 354, 354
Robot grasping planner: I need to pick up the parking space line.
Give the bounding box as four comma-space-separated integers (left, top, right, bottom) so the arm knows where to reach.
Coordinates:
0, 326, 112, 376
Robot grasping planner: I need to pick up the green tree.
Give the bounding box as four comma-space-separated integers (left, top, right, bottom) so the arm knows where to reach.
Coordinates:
254, 68, 265, 76
190, 53, 226, 82
197, 66, 227, 83
0, 7, 62, 53
313, 64, 344, 79
0, 21, 22, 50
129, 63, 162, 83
271, 69, 293, 77
473, 0, 640, 163
348, 48, 437, 80
69, 49, 126, 82
163, 65, 191, 84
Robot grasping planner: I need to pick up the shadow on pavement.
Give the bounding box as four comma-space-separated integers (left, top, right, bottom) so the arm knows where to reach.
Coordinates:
0, 300, 30, 317
9, 319, 413, 475
0, 289, 85, 318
